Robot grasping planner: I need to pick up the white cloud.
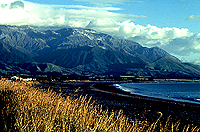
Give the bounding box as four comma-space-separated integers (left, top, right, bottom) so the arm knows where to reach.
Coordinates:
0, 0, 145, 27
74, 0, 133, 4
86, 19, 200, 58
162, 34, 200, 55
51, 4, 122, 11
186, 15, 200, 20
86, 20, 192, 43
1, 0, 200, 62
193, 58, 200, 65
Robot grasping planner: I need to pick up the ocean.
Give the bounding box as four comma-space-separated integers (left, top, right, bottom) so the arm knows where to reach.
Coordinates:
113, 82, 200, 104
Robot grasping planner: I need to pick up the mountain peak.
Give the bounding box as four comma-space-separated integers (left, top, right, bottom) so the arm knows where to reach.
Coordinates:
1, 25, 200, 78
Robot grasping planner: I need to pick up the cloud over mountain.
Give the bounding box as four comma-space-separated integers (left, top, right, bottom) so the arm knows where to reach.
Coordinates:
86, 20, 200, 57
1, 0, 200, 62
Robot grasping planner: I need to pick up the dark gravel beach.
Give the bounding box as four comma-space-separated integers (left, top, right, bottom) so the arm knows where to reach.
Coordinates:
37, 81, 200, 127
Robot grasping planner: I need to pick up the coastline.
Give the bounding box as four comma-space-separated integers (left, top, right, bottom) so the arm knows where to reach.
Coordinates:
91, 82, 200, 126
37, 81, 200, 127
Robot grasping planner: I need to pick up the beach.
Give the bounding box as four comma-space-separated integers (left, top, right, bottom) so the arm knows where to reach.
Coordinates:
37, 81, 200, 127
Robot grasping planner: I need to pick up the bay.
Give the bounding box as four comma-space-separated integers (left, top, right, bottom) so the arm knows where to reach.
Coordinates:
113, 82, 200, 104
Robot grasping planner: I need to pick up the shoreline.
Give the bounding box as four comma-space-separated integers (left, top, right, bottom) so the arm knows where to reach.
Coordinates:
37, 81, 200, 127
91, 83, 200, 107
96, 82, 200, 106
91, 82, 200, 125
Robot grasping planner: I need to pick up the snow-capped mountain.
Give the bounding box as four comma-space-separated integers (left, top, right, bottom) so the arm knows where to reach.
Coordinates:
1, 25, 200, 78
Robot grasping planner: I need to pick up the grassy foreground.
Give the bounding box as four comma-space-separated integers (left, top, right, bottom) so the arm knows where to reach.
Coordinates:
0, 80, 199, 132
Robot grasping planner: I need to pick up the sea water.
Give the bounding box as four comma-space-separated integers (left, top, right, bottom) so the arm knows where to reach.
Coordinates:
113, 82, 200, 104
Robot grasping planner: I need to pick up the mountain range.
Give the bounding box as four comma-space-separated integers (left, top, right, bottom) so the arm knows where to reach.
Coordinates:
1, 25, 200, 78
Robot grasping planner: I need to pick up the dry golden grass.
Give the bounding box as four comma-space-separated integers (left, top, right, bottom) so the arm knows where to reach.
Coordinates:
0, 80, 200, 132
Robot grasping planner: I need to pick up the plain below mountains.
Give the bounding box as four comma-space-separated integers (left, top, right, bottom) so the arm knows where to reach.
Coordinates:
0, 25, 200, 79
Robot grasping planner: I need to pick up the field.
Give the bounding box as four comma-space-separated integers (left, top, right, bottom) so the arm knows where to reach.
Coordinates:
0, 80, 200, 131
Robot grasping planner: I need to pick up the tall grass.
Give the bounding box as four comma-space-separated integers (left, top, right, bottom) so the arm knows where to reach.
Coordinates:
0, 80, 199, 132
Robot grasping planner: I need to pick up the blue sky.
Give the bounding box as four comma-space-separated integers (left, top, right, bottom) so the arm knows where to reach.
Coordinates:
1, 0, 200, 63
25, 0, 200, 33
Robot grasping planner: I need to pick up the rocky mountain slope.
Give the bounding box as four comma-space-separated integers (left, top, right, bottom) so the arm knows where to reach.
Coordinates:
145, 56, 200, 78
1, 25, 200, 78
0, 39, 70, 74
0, 40, 32, 63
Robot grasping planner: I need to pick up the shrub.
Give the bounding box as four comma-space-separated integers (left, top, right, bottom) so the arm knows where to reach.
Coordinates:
0, 80, 199, 132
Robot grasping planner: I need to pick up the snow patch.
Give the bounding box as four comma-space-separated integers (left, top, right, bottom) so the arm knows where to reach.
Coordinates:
88, 45, 94, 47
99, 46, 106, 50
97, 38, 102, 41
84, 33, 93, 40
